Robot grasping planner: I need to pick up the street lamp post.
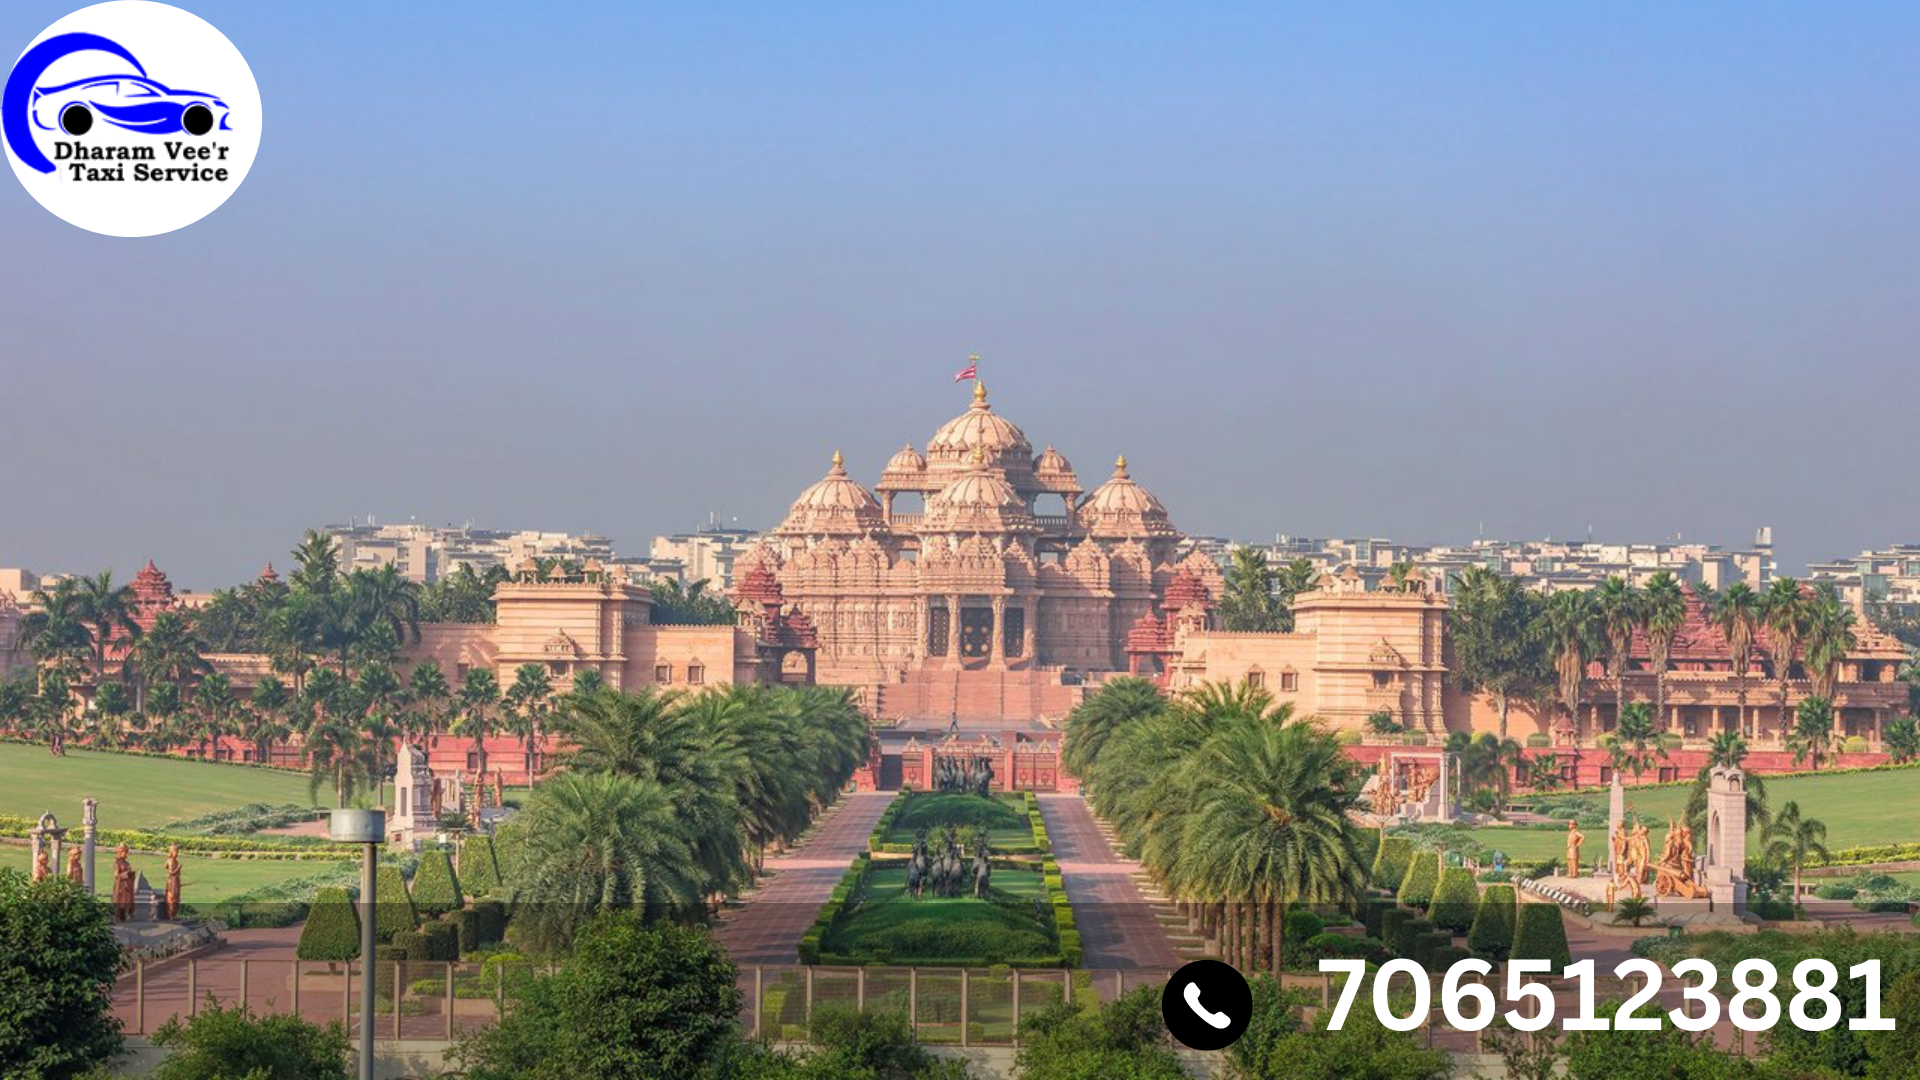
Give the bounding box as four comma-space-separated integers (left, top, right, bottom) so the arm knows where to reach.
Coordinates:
330, 809, 385, 1080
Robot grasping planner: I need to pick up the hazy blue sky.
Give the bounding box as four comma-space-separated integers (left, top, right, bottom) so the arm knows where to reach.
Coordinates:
3, 3, 1917, 588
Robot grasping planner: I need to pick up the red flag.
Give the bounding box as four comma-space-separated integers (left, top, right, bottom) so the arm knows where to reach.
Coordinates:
952, 356, 978, 382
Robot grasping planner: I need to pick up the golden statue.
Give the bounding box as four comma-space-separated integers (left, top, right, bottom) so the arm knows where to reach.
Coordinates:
163, 844, 182, 920
1654, 818, 1705, 899
31, 846, 50, 883
65, 847, 83, 885
1565, 820, 1585, 877
111, 844, 136, 923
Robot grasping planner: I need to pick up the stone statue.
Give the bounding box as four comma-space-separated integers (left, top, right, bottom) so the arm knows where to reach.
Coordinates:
907, 831, 928, 899
1619, 822, 1652, 900
971, 834, 991, 898
1565, 820, 1584, 877
111, 844, 136, 922
430, 777, 444, 819
163, 844, 182, 920
31, 846, 50, 883
65, 846, 83, 885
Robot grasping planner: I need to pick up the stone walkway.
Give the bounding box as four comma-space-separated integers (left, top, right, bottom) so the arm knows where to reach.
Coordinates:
1038, 794, 1183, 969
714, 791, 895, 964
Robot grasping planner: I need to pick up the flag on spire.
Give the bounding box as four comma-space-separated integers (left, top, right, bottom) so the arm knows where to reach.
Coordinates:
952, 355, 979, 382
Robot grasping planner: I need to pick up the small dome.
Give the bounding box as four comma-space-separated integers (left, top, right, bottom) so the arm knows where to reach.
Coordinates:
886, 444, 927, 473
776, 451, 885, 536
1080, 455, 1176, 539
1035, 445, 1073, 474
926, 382, 1033, 465
924, 450, 1037, 533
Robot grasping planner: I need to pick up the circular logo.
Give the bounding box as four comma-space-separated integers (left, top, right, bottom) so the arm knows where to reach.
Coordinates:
4, 2, 261, 236
1161, 959, 1252, 1051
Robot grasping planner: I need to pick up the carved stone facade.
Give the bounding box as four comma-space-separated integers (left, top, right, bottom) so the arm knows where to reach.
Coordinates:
742, 383, 1223, 696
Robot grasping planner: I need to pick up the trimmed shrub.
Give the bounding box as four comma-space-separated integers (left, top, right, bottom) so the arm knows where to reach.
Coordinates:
1284, 909, 1325, 946
1812, 883, 1858, 900
1372, 837, 1413, 890
296, 887, 360, 962
450, 908, 483, 954
1394, 917, 1433, 961
1468, 884, 1516, 959
473, 899, 508, 947
1380, 908, 1412, 955
1511, 903, 1572, 968
1431, 945, 1472, 971
1413, 930, 1451, 971
374, 943, 410, 1002
458, 834, 501, 897
1844, 735, 1870, 754
1525, 733, 1550, 748
1429, 868, 1479, 934
391, 930, 432, 963
411, 849, 463, 918
491, 824, 527, 887
1336, 728, 1362, 746
374, 865, 415, 942
420, 920, 460, 961
1398, 851, 1440, 909
1300, 932, 1389, 967
1360, 899, 1388, 940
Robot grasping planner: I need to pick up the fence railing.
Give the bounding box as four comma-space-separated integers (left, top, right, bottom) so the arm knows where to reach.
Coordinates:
112, 958, 1758, 1055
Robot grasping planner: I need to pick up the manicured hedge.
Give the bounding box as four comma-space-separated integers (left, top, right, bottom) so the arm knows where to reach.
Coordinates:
490, 824, 527, 888
374, 944, 411, 1002
1393, 917, 1433, 961
1428, 868, 1479, 934
1372, 837, 1413, 891
1468, 884, 1516, 959
1284, 909, 1325, 946
1511, 903, 1572, 968
375, 865, 416, 942
458, 834, 502, 897
1360, 898, 1388, 940
1412, 930, 1451, 971
1431, 945, 1472, 971
0, 815, 356, 859
411, 850, 463, 917
296, 887, 360, 961
420, 920, 459, 961
473, 899, 508, 947
449, 908, 483, 954
1380, 908, 1412, 955
1398, 851, 1440, 909
1300, 932, 1388, 967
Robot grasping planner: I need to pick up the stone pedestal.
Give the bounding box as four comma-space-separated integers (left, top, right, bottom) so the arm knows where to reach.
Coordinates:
1605, 775, 1624, 872
1703, 765, 1748, 915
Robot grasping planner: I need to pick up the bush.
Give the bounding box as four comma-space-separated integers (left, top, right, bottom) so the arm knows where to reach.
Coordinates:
1371, 837, 1412, 891
1285, 909, 1326, 947
1468, 884, 1516, 959
450, 908, 483, 954
0, 871, 123, 1079
474, 899, 508, 947
1394, 918, 1433, 961
149, 1000, 350, 1080
421, 920, 461, 961
1300, 932, 1390, 968
412, 849, 463, 918
1360, 899, 1388, 939
1428, 868, 1479, 934
1430, 945, 1472, 972
1511, 903, 1572, 968
296, 887, 361, 962
1526, 733, 1550, 748
1398, 851, 1440, 909
375, 943, 411, 1002
1335, 728, 1362, 746
1845, 735, 1870, 754
375, 865, 415, 942
459, 833, 502, 897
1380, 908, 1412, 955
1813, 883, 1860, 900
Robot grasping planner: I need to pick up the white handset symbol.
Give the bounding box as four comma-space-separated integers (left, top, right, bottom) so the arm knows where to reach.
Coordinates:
1184, 982, 1231, 1029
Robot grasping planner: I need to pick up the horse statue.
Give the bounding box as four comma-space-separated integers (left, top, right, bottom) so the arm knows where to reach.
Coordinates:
906, 832, 927, 899
971, 834, 992, 898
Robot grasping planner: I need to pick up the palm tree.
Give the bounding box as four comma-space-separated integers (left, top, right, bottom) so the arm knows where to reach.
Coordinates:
289, 530, 342, 595
1460, 733, 1522, 815
1764, 800, 1831, 902
1062, 676, 1166, 782
1595, 576, 1641, 716
1525, 753, 1565, 792
1885, 716, 1920, 764
345, 565, 423, 652
505, 663, 554, 786
22, 578, 92, 667
1787, 696, 1837, 772
305, 719, 366, 807
1764, 579, 1809, 742
33, 664, 82, 755
244, 676, 293, 765
404, 661, 452, 740
74, 571, 140, 685
454, 668, 502, 781
1448, 567, 1549, 741
127, 611, 210, 715
1218, 547, 1281, 632
1684, 730, 1769, 839
191, 673, 237, 761
1713, 582, 1764, 738
1543, 588, 1597, 741
1273, 558, 1320, 632
506, 770, 701, 954
1179, 713, 1366, 974
1801, 587, 1857, 704
1610, 703, 1661, 784
1641, 572, 1687, 733
1612, 896, 1657, 927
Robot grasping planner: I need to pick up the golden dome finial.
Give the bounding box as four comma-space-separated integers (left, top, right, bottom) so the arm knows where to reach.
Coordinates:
831, 449, 844, 470
973, 378, 987, 404
1115, 453, 1128, 474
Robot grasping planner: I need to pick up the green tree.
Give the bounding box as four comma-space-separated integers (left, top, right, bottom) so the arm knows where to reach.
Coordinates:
127, 610, 210, 718
74, 570, 140, 686
1594, 575, 1641, 712
1788, 696, 1837, 771
1608, 703, 1661, 784
1234, 984, 1450, 1080
1510, 903, 1572, 967
420, 563, 508, 624
1219, 546, 1284, 632
1712, 581, 1765, 737
1273, 557, 1321, 631
21, 578, 93, 668
150, 1000, 349, 1080
1448, 568, 1550, 740
1804, 585, 1859, 705
1467, 883, 1516, 959
1062, 676, 1166, 784
505, 663, 555, 787
1013, 987, 1188, 1080
0, 869, 124, 1079
452, 913, 742, 1080
1764, 799, 1830, 901
455, 667, 503, 780
1543, 588, 1598, 741
1885, 716, 1920, 764
1640, 572, 1687, 733
1764, 578, 1809, 740
1682, 730, 1769, 840
649, 578, 740, 626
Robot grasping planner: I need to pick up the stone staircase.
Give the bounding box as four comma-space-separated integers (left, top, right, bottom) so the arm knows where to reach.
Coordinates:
874, 667, 1084, 725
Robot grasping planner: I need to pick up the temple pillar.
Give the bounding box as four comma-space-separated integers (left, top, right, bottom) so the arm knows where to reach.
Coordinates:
947, 594, 961, 665
914, 599, 929, 663
82, 798, 98, 894
1023, 599, 1037, 665
990, 596, 1007, 668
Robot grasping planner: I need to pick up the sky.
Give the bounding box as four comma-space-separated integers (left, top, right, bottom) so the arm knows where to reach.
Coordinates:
2, 2, 1917, 589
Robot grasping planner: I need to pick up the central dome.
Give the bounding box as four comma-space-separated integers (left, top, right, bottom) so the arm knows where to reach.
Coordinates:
926, 382, 1033, 466
923, 449, 1038, 533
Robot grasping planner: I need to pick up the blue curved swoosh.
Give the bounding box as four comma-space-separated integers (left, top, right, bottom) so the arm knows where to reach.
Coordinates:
3, 33, 146, 173
93, 100, 186, 132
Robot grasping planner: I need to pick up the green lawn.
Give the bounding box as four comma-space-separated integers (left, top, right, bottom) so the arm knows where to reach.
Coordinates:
824, 864, 1058, 964
0, 743, 321, 830
1461, 767, 1920, 866
884, 793, 1034, 848
0, 842, 347, 902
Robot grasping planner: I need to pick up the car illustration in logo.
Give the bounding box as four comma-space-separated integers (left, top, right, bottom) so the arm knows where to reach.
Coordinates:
29, 73, 227, 138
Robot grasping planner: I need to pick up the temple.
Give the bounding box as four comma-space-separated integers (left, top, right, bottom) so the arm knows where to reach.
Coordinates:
745, 381, 1223, 723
